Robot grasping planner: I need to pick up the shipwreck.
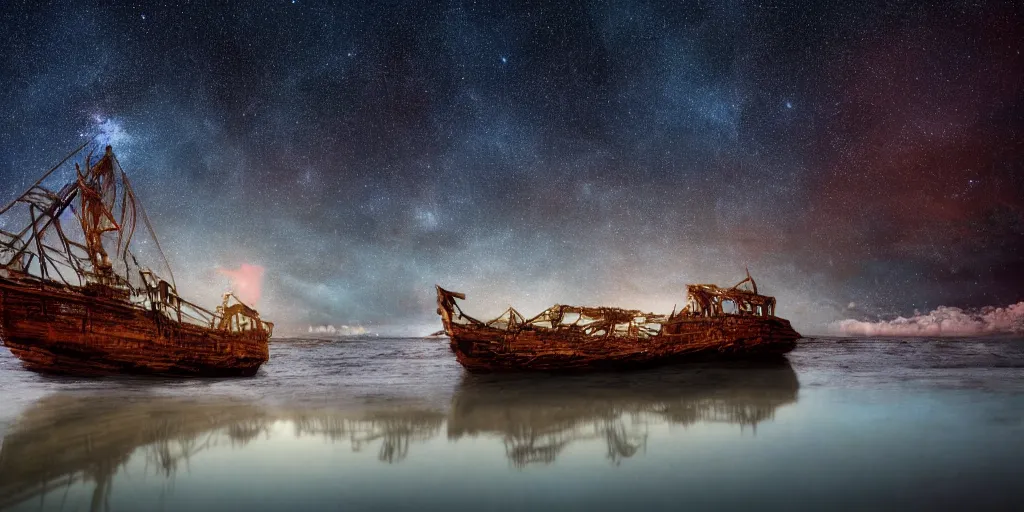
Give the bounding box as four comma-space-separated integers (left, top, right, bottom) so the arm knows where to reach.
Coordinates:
0, 143, 273, 376
435, 272, 801, 372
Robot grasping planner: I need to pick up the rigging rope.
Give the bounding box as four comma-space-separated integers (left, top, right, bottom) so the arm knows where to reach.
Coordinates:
0, 136, 96, 215
116, 158, 176, 290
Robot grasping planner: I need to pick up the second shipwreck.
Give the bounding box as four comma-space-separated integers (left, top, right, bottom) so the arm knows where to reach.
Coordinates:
435, 272, 801, 372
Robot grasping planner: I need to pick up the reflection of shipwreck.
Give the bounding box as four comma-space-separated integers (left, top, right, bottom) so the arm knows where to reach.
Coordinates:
0, 395, 445, 511
0, 144, 272, 376
447, 361, 800, 468
0, 362, 799, 508
436, 272, 801, 372
290, 410, 444, 463
0, 395, 274, 512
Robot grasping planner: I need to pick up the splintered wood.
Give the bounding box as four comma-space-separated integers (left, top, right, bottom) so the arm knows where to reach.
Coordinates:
436, 271, 801, 373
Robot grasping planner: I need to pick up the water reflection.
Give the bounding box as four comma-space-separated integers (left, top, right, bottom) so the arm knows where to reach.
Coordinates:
449, 361, 799, 468
0, 397, 447, 511
0, 397, 259, 511
0, 361, 798, 511
290, 410, 445, 463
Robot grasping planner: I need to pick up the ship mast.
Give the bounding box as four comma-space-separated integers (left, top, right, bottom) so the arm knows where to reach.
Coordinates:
0, 143, 177, 292
77, 145, 121, 280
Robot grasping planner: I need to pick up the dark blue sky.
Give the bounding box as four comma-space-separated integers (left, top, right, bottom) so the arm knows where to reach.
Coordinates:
1, 1, 1021, 334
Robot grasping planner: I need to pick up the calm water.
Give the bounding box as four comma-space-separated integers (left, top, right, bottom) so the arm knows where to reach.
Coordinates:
1, 337, 1023, 511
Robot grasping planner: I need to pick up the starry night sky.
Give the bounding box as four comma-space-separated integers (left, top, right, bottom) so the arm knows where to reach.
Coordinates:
0, 1, 1021, 335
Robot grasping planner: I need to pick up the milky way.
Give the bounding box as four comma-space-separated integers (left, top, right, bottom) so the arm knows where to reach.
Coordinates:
0, 1, 1021, 335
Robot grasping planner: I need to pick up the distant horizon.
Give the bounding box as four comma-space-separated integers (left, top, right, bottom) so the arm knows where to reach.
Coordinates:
1, 1, 1020, 338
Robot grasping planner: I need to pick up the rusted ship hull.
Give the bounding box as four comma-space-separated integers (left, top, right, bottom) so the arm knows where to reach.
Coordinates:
446, 316, 799, 373
0, 278, 269, 377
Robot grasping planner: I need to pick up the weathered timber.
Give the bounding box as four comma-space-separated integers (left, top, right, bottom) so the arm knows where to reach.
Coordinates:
435, 271, 801, 373
0, 144, 272, 376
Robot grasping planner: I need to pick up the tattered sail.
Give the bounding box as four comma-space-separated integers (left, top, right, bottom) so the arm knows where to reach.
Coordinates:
1, 144, 160, 293
0, 143, 273, 376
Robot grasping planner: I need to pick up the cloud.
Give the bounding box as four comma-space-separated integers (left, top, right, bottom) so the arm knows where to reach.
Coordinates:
93, 116, 130, 148
217, 263, 265, 306
835, 302, 1024, 337
307, 324, 369, 336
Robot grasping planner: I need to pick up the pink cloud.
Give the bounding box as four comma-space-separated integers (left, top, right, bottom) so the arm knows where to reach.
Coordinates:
836, 302, 1024, 337
217, 263, 264, 306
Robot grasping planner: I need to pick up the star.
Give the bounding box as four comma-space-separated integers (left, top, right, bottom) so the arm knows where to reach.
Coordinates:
0, 0, 1017, 336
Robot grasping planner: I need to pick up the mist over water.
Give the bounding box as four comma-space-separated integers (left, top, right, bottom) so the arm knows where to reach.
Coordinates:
1, 337, 1022, 511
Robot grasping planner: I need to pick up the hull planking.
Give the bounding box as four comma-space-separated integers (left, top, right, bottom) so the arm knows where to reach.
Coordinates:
0, 144, 273, 377
446, 316, 799, 373
0, 277, 269, 377
436, 282, 801, 373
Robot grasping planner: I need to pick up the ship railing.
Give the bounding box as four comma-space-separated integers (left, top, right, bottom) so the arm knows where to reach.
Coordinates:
215, 293, 275, 336
138, 270, 273, 336
517, 304, 667, 338
681, 284, 777, 318
436, 287, 665, 338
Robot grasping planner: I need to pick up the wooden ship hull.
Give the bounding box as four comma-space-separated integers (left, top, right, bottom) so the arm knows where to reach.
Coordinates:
436, 273, 801, 373
0, 277, 269, 377
444, 316, 799, 373
0, 144, 273, 377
